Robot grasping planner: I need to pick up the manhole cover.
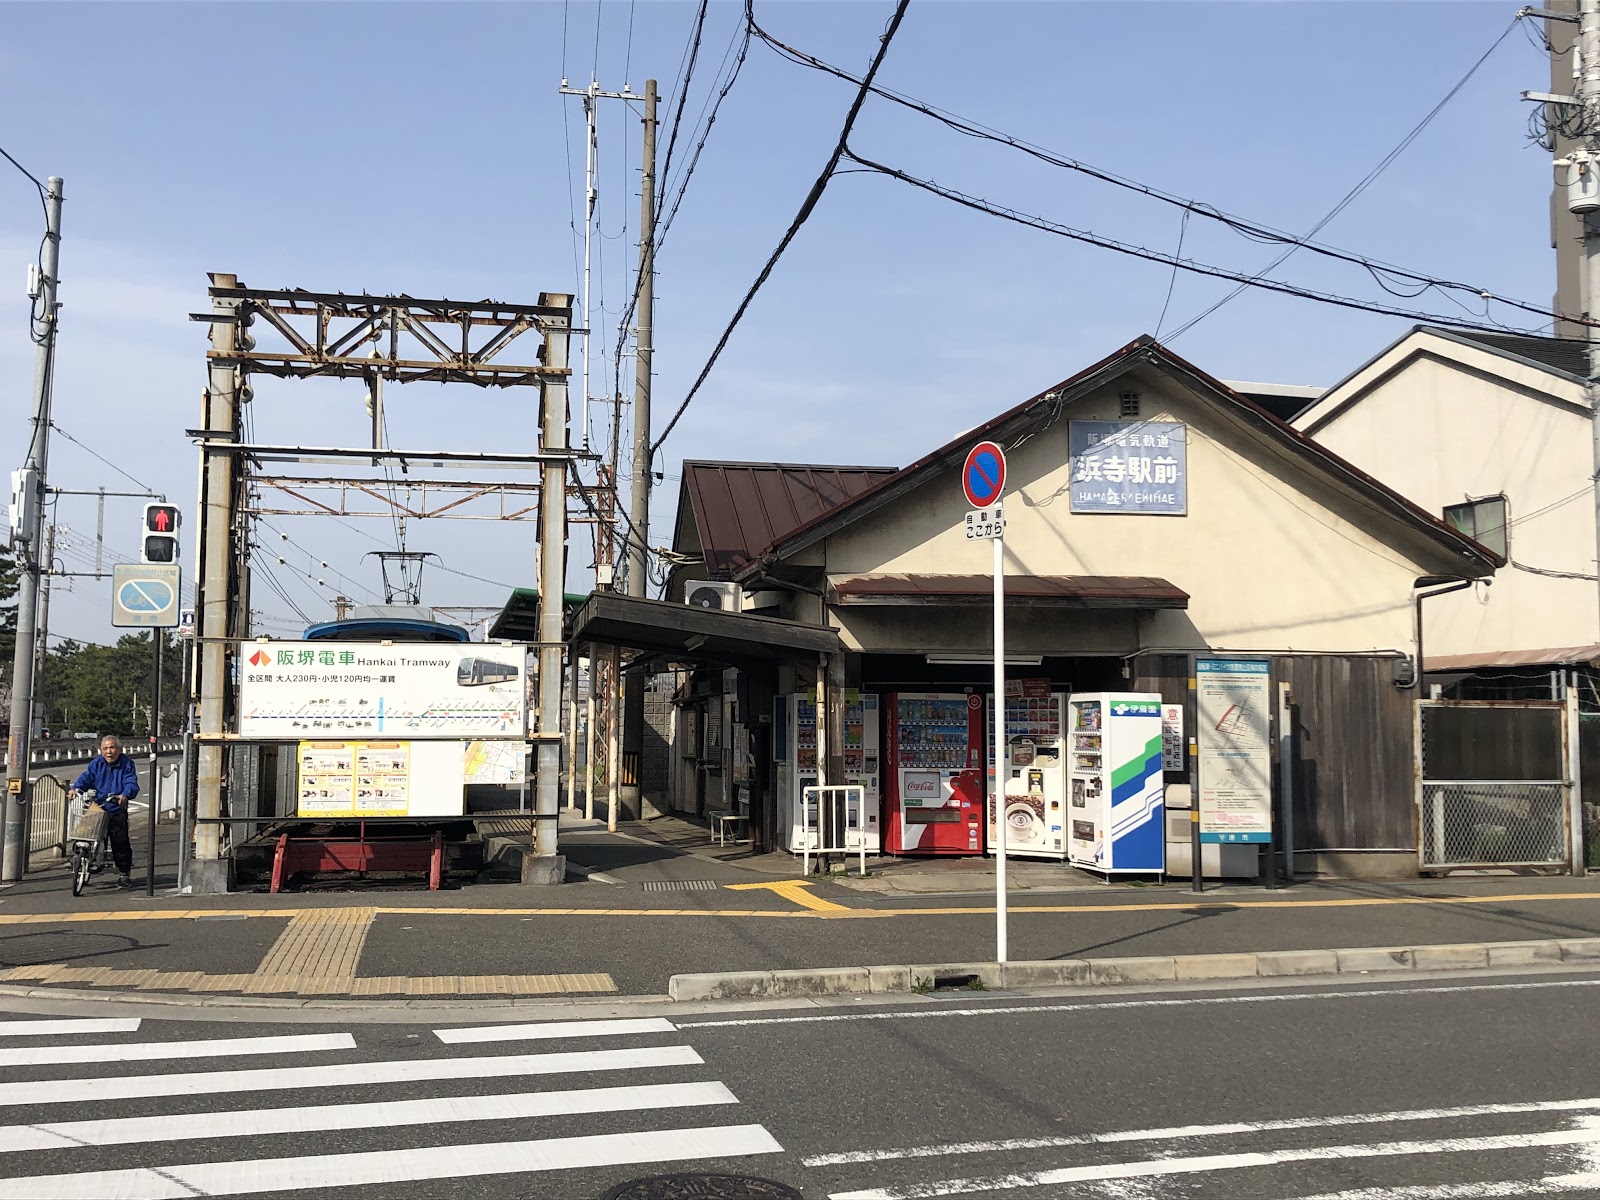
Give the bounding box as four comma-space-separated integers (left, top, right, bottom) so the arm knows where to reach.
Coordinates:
641, 880, 720, 892
603, 1175, 803, 1200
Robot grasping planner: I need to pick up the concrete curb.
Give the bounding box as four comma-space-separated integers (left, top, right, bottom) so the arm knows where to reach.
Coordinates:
666, 937, 1600, 1002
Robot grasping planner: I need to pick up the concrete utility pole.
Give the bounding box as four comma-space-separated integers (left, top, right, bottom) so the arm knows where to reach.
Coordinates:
1580, 0, 1600, 629
192, 274, 241, 894
626, 78, 657, 599
3, 175, 63, 883
525, 293, 573, 882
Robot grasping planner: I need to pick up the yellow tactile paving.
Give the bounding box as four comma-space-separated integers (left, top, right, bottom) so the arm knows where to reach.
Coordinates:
255, 907, 374, 986
138, 971, 203, 991
190, 974, 252, 992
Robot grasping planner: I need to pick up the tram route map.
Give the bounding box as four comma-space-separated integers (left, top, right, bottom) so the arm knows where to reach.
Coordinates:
238, 641, 527, 740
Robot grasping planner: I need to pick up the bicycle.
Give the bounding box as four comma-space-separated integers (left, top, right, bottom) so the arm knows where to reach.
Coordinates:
66, 789, 111, 897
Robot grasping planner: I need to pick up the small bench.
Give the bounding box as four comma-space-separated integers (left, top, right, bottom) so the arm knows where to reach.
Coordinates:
708, 809, 750, 846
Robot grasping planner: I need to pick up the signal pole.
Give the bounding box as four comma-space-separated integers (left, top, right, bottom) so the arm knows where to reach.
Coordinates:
3, 175, 63, 883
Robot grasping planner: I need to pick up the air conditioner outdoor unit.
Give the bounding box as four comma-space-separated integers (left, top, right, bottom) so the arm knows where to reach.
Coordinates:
684, 580, 742, 611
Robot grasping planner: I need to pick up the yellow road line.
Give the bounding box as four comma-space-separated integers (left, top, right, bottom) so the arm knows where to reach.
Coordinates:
2, 890, 1600, 925
725, 880, 849, 912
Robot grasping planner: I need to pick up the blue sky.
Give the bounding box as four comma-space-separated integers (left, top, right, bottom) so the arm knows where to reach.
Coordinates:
0, 1, 1563, 645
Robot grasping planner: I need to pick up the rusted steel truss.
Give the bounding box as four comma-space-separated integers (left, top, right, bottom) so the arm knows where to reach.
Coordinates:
197, 285, 576, 387
246, 476, 609, 523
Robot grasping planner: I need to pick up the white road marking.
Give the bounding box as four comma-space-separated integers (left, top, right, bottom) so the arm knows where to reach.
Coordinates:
1285, 1179, 1600, 1200
828, 1121, 1600, 1199
804, 1096, 1600, 1166
0, 1018, 140, 1038
0, 1080, 738, 1153
0, 1123, 784, 1198
434, 1017, 676, 1043
681, 977, 1600, 1029
0, 1031, 354, 1067
0, 1043, 702, 1106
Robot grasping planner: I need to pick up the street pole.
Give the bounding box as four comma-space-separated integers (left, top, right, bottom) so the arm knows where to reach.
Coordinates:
3, 175, 63, 884
527, 293, 572, 882
32, 523, 54, 737
146, 630, 161, 897
993, 523, 1008, 965
626, 78, 657, 597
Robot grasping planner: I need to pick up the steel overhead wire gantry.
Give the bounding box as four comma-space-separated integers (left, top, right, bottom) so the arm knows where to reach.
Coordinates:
187, 275, 587, 893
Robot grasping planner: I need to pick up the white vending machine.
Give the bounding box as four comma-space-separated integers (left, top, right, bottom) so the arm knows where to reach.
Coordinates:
787, 693, 881, 852
1066, 693, 1165, 875
985, 689, 1069, 860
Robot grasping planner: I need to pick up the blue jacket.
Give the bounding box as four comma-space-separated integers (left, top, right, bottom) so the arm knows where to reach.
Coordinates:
71, 755, 139, 814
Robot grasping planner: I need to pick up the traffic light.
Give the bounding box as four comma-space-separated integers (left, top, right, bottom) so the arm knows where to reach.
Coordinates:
141, 502, 180, 564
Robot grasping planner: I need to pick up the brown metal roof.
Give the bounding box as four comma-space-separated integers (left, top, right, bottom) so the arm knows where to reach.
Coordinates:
681, 460, 897, 578
1425, 644, 1600, 672
829, 573, 1189, 609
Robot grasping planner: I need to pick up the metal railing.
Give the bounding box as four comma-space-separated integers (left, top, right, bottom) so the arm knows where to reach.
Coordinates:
2, 737, 183, 771
800, 785, 870, 877
27, 774, 71, 859
1420, 781, 1568, 870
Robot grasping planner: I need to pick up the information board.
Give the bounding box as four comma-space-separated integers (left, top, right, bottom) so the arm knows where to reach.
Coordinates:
240, 642, 527, 739
1196, 659, 1272, 843
296, 739, 467, 817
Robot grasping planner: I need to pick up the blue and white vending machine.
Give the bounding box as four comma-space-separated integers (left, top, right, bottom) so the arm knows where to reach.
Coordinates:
1066, 692, 1165, 875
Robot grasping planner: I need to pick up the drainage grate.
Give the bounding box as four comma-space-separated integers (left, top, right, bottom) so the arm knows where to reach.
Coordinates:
603, 1174, 803, 1200
641, 880, 720, 892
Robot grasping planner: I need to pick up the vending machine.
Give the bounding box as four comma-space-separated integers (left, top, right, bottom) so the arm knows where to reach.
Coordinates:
884, 692, 985, 855
1066, 693, 1165, 875
985, 688, 1069, 861
786, 693, 881, 852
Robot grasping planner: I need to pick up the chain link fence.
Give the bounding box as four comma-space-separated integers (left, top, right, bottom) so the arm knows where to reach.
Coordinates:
1418, 701, 1570, 872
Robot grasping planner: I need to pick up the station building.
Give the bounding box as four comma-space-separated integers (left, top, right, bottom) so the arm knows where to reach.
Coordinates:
571, 336, 1500, 880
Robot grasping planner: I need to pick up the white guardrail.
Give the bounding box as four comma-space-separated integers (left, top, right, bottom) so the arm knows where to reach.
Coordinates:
1, 737, 184, 772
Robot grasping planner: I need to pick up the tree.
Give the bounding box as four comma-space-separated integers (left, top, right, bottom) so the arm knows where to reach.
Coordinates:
0, 545, 17, 669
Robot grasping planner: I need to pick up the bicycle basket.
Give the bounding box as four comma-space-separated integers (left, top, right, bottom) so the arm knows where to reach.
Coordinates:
69, 804, 107, 844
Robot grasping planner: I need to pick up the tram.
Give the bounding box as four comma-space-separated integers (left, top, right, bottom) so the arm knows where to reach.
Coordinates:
303, 605, 470, 644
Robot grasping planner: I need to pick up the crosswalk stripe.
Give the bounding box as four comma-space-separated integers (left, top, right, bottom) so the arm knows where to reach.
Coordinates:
0, 1080, 739, 1152
0, 1043, 703, 1106
0, 1032, 355, 1067
434, 1017, 676, 1044
0, 1122, 784, 1198
0, 1018, 141, 1038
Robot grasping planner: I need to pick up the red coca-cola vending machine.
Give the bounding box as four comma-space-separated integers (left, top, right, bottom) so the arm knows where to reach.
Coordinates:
884, 692, 986, 855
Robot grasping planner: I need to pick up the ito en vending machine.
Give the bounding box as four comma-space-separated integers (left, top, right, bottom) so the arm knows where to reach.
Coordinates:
884, 692, 985, 855
1066, 692, 1165, 875
786, 693, 881, 852
985, 683, 1069, 861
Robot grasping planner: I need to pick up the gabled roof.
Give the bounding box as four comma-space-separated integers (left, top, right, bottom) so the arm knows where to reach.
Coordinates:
1439, 328, 1587, 382
1295, 324, 1589, 437
736, 335, 1501, 578
676, 460, 897, 579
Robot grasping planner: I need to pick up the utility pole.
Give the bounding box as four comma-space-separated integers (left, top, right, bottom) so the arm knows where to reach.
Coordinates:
3, 175, 63, 883
620, 80, 658, 825
1580, 0, 1600, 632
525, 292, 572, 882
626, 78, 657, 598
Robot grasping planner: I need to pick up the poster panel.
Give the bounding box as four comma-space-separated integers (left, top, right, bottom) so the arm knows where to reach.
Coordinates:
1196, 659, 1272, 843
297, 740, 467, 818
241, 642, 526, 739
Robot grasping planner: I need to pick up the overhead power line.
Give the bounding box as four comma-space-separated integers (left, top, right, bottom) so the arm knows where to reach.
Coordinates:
1163, 13, 1525, 340
652, 0, 912, 455
841, 147, 1557, 337
745, 8, 1566, 334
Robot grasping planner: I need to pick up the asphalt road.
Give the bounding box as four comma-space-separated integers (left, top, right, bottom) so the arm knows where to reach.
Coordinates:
3, 969, 1600, 1198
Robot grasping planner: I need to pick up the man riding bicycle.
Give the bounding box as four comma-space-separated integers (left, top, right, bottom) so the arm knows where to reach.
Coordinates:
69, 735, 138, 889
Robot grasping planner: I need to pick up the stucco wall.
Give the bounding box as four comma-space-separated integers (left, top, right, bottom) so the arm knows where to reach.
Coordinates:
1299, 338, 1594, 658
822, 365, 1468, 655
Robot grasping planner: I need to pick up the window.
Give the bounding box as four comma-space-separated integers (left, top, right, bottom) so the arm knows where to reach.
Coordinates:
1118, 392, 1141, 418
1443, 495, 1508, 558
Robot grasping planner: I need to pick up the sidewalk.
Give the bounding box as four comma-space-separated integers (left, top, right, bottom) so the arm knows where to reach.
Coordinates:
4, 805, 1600, 1004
